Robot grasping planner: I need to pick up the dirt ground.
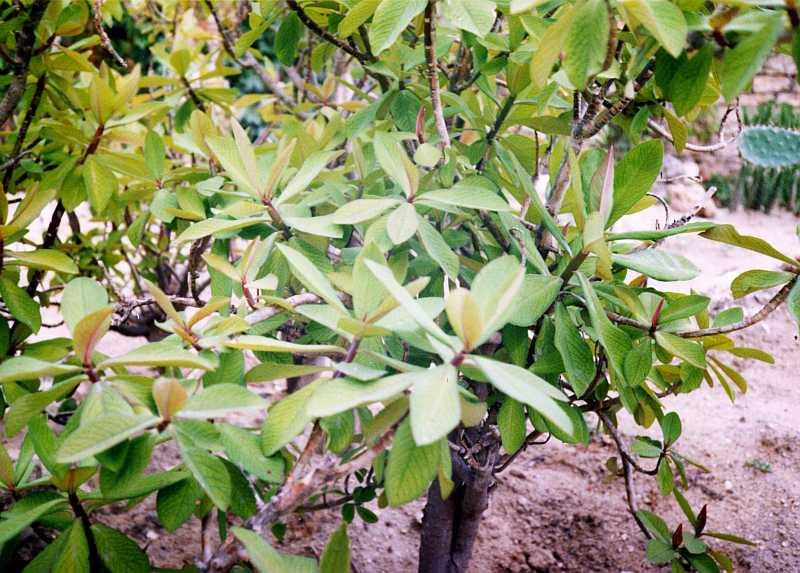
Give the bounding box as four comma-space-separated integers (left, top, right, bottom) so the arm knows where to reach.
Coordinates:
25, 205, 800, 572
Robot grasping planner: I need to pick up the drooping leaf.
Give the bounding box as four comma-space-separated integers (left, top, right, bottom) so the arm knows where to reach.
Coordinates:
384, 418, 440, 507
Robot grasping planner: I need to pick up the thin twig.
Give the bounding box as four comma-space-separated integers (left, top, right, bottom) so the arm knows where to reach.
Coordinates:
647, 118, 733, 153
92, 0, 127, 68
424, 1, 450, 150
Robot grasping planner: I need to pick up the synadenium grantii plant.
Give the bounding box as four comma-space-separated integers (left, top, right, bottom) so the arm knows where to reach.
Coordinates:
1, 0, 799, 572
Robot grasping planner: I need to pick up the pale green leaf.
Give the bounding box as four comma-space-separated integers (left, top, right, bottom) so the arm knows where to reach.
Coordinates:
612, 250, 699, 281
178, 384, 266, 419
98, 341, 217, 370
384, 418, 440, 506
56, 413, 158, 463
278, 244, 348, 314
409, 365, 460, 445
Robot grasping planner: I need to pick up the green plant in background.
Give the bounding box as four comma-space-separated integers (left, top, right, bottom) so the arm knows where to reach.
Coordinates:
1, 1, 800, 573
711, 102, 800, 212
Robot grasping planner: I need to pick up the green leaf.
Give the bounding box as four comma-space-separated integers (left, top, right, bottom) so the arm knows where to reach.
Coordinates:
373, 131, 414, 196
721, 14, 783, 102
471, 356, 574, 436
73, 306, 113, 365
56, 413, 158, 464
0, 497, 66, 544
0, 276, 41, 333
623, 338, 652, 386
227, 335, 346, 355
320, 523, 350, 573
607, 221, 714, 241
144, 130, 165, 181
670, 45, 712, 116
156, 478, 201, 532
409, 365, 460, 446
276, 12, 303, 65
612, 250, 699, 281
61, 277, 109, 334
331, 198, 401, 224
338, 0, 381, 38
278, 243, 348, 314
443, 0, 495, 37
387, 202, 419, 245
369, 0, 427, 55
0, 356, 81, 384
5, 378, 82, 437
245, 361, 332, 383
177, 442, 231, 511
9, 249, 78, 274
416, 214, 460, 278
731, 270, 794, 300
637, 509, 671, 541
564, 0, 608, 89
554, 304, 596, 397
787, 279, 800, 330
92, 524, 150, 573
507, 275, 562, 327
307, 374, 415, 418
385, 418, 440, 507
530, 5, 575, 87
261, 381, 319, 455
364, 260, 451, 343
497, 398, 526, 454
234, 527, 319, 573
655, 331, 706, 368
218, 424, 284, 483
645, 538, 677, 564
54, 520, 90, 573
420, 180, 511, 212
576, 273, 631, 377
176, 216, 267, 244
701, 224, 799, 267
83, 155, 117, 213
661, 412, 682, 446
609, 140, 663, 226
623, 0, 686, 57
471, 255, 526, 344
177, 384, 266, 419
98, 341, 217, 370
276, 150, 341, 206
206, 135, 258, 197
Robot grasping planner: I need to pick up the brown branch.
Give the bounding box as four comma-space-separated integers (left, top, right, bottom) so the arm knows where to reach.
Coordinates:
2, 74, 45, 190
92, 0, 127, 68
597, 412, 654, 540
202, 0, 299, 111
424, 1, 450, 150
606, 279, 795, 338
286, 0, 375, 66
0, 0, 49, 128
573, 67, 653, 141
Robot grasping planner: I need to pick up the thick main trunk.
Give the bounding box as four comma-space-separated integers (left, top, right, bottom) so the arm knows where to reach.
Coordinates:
418, 480, 458, 573
418, 447, 497, 573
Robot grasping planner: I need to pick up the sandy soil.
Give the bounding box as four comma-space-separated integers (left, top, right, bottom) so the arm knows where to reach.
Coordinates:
20, 205, 800, 572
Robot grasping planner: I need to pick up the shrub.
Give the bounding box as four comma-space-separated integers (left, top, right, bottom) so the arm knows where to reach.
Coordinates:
1, 1, 799, 572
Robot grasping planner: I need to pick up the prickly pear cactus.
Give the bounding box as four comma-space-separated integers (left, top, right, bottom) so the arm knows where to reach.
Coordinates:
738, 125, 800, 168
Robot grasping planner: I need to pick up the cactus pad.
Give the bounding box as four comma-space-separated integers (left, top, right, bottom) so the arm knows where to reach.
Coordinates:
738, 125, 800, 169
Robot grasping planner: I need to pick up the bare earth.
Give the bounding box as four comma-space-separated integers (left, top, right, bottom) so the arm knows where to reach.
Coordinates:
86, 207, 800, 572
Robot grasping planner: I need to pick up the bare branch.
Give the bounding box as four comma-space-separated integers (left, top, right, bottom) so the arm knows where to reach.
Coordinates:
647, 118, 734, 153
92, 0, 128, 68
0, 0, 49, 127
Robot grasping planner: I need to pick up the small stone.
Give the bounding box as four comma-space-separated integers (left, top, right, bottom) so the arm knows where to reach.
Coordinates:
146, 529, 159, 541
724, 480, 734, 491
